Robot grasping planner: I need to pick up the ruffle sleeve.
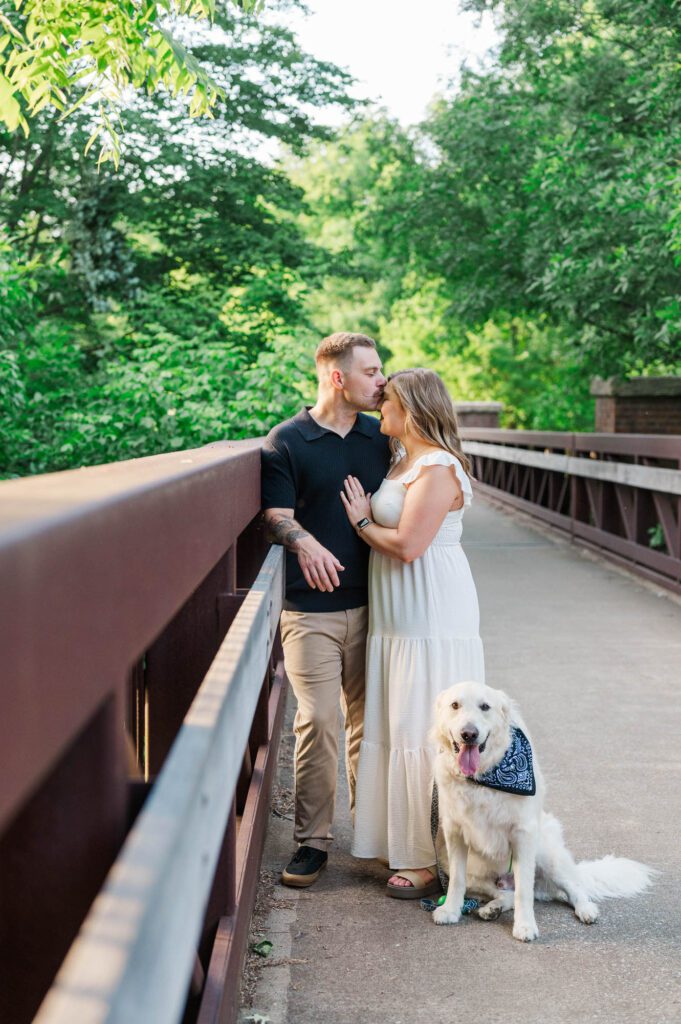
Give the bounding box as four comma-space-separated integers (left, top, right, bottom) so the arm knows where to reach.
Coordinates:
401, 450, 473, 507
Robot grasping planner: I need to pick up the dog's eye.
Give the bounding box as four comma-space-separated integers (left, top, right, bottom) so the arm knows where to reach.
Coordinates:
451, 701, 460, 710
480, 702, 490, 712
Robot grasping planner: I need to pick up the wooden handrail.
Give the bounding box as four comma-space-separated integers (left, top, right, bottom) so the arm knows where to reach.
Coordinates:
463, 441, 681, 495
461, 431, 681, 593
0, 440, 261, 832
0, 440, 286, 1024
34, 546, 285, 1024
461, 428, 681, 459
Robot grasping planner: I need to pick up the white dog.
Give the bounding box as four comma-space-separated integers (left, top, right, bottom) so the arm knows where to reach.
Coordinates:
431, 681, 654, 942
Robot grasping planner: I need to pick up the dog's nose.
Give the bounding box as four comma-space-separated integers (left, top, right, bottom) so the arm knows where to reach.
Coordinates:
461, 726, 479, 744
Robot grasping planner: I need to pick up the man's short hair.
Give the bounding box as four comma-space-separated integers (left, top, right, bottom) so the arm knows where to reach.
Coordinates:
315, 332, 377, 370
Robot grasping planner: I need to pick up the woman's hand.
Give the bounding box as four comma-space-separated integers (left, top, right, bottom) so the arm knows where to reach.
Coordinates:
340, 475, 372, 527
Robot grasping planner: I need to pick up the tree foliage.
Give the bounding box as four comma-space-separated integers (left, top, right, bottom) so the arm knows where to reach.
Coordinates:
412, 0, 681, 374
0, 4, 347, 477
0, 0, 264, 165
285, 117, 418, 343
288, 0, 680, 431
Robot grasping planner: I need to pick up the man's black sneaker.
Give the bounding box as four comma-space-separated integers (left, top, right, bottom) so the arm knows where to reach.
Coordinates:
281, 845, 328, 887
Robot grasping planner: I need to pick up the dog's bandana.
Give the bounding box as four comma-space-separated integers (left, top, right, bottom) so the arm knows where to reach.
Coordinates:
471, 726, 536, 796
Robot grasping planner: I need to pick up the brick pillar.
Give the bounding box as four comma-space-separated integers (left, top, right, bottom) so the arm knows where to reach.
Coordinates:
591, 377, 681, 434
454, 402, 503, 428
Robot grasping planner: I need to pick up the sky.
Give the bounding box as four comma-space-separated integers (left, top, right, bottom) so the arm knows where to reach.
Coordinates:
284, 0, 499, 127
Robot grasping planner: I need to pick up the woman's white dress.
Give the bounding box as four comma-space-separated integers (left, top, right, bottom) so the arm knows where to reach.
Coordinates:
351, 450, 485, 869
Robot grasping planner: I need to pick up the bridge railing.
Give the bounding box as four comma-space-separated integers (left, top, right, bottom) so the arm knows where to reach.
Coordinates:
0, 440, 286, 1024
461, 429, 681, 594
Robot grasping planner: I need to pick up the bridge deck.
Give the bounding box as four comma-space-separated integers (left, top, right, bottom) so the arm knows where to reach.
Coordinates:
244, 497, 681, 1024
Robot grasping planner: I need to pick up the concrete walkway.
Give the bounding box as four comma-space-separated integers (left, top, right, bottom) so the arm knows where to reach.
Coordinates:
242, 498, 681, 1024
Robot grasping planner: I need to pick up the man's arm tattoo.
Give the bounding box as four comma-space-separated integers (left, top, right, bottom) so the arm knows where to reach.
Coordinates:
267, 514, 310, 550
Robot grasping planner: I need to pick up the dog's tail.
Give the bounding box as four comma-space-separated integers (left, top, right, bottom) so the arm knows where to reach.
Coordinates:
576, 856, 656, 900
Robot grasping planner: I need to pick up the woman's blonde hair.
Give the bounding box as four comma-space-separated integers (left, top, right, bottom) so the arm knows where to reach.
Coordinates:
386, 368, 471, 475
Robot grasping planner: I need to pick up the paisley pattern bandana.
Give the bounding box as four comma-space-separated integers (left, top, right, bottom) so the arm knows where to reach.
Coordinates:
472, 726, 536, 796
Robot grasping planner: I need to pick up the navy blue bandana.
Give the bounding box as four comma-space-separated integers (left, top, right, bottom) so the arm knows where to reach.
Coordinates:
471, 726, 536, 796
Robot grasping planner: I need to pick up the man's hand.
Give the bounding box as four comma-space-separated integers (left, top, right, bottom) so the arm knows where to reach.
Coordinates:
295, 534, 345, 591
264, 509, 345, 591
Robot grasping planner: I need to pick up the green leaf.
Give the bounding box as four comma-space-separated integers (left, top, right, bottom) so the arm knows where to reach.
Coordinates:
0, 72, 22, 131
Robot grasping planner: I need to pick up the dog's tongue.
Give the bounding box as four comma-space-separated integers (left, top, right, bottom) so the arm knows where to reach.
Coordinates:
458, 744, 480, 777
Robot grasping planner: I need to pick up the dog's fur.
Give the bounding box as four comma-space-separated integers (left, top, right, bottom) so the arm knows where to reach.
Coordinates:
431, 681, 654, 941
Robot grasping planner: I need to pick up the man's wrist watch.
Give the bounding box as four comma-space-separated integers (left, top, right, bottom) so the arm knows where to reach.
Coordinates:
356, 517, 372, 532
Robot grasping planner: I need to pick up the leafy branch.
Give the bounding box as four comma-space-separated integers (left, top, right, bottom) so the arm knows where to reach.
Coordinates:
0, 0, 264, 166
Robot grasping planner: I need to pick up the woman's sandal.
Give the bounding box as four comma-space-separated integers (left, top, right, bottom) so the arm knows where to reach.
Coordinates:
386, 866, 441, 900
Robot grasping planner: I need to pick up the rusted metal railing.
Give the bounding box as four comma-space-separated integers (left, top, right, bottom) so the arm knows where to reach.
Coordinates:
461, 429, 681, 594
0, 440, 287, 1024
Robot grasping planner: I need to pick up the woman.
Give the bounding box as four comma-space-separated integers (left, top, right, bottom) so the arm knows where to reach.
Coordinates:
340, 368, 484, 898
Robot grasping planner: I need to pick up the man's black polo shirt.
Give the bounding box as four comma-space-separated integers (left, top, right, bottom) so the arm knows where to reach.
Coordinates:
261, 407, 391, 612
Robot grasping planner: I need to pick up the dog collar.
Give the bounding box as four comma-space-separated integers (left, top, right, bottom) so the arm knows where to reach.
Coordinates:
470, 726, 536, 796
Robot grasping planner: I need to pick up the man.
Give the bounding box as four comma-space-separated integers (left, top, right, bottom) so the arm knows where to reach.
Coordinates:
261, 332, 390, 887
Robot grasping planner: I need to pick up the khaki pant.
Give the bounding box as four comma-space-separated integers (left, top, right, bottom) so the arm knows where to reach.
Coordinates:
280, 606, 368, 853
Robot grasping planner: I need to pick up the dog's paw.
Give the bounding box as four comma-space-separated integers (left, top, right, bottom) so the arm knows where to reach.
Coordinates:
477, 900, 503, 921
575, 900, 599, 924
512, 919, 539, 942
432, 906, 462, 926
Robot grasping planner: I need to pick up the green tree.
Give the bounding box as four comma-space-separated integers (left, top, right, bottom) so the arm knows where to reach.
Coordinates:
289, 0, 681, 426
410, 0, 681, 374
0, 237, 32, 465
379, 275, 594, 429
0, 0, 264, 165
286, 116, 419, 344
0, 3, 352, 477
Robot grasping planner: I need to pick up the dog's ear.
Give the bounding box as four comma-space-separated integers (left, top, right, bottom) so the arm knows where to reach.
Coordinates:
498, 690, 520, 727
430, 690, 453, 750
434, 689, 451, 715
